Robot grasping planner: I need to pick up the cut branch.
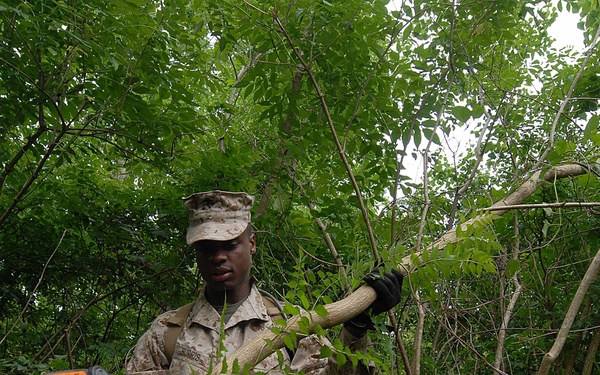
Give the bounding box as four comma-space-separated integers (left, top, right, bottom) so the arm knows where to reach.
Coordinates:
204, 164, 591, 373
209, 285, 377, 375
401, 164, 587, 271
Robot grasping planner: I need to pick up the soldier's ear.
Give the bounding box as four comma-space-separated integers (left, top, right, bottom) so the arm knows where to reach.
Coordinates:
249, 233, 256, 255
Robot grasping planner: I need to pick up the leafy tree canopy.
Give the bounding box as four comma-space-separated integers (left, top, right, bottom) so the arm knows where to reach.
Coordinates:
1, 0, 599, 373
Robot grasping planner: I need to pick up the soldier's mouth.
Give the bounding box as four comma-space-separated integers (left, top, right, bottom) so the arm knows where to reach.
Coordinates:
210, 268, 232, 281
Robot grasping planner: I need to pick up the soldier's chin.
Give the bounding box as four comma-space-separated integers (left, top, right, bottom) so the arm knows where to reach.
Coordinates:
207, 280, 234, 292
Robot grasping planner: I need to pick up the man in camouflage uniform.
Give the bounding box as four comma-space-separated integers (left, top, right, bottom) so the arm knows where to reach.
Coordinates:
127, 191, 403, 374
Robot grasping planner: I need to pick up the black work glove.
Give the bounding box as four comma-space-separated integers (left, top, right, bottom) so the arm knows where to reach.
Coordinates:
364, 268, 404, 315
344, 268, 404, 337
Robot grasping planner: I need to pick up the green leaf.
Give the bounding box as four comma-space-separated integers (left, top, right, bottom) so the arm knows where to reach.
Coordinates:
507, 259, 520, 277
452, 106, 471, 122
283, 303, 300, 316
315, 304, 329, 318
471, 105, 485, 118
320, 345, 333, 358
232, 359, 240, 374
299, 293, 310, 309
554, 140, 577, 156
584, 115, 599, 144
483, 262, 497, 274
336, 352, 347, 367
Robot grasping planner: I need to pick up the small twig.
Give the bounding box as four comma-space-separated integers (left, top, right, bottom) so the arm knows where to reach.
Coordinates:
0, 230, 67, 347
65, 328, 74, 368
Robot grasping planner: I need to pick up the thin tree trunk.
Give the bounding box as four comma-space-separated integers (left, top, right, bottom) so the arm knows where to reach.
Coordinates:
564, 299, 591, 375
493, 215, 523, 371
255, 64, 304, 217
536, 247, 600, 375
582, 325, 600, 375
411, 292, 425, 375
493, 280, 522, 370
563, 334, 582, 375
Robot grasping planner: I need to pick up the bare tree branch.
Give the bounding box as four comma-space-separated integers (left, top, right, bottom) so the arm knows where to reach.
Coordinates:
484, 202, 600, 211
535, 246, 600, 375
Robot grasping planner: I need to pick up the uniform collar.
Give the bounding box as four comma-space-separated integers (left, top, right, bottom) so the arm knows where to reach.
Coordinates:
189, 284, 270, 331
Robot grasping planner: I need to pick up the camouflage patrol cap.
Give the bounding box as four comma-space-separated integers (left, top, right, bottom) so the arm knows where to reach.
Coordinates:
183, 190, 254, 244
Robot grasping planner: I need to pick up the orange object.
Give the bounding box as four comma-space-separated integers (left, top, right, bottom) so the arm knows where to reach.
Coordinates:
46, 366, 109, 375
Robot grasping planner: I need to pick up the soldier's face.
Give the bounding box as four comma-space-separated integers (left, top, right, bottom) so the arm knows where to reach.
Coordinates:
194, 231, 256, 300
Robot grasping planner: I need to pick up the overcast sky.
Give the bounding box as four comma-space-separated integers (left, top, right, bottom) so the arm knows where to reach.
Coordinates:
548, 6, 585, 51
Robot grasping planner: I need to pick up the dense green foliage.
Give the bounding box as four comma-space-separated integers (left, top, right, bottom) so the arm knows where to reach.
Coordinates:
1, 0, 599, 374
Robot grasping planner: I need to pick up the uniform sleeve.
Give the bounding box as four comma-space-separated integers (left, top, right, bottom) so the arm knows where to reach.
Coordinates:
289, 327, 377, 375
289, 335, 330, 374
126, 317, 171, 374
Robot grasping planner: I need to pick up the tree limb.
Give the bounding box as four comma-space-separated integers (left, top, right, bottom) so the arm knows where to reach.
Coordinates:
483, 201, 600, 211
535, 246, 600, 375
203, 163, 591, 373
582, 324, 600, 375
493, 215, 523, 371
209, 285, 377, 375
401, 164, 587, 271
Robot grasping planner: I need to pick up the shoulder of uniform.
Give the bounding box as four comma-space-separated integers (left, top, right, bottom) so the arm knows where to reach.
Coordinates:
258, 288, 287, 320
165, 302, 195, 327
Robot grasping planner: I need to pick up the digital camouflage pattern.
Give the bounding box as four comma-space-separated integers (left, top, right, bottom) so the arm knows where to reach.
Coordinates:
127, 284, 372, 374
183, 190, 254, 244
